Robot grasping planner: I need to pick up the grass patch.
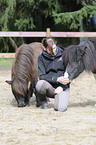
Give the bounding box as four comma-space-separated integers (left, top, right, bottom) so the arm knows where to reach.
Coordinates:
0, 58, 14, 66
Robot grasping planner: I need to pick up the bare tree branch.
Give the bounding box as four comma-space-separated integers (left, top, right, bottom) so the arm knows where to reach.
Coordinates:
9, 37, 17, 51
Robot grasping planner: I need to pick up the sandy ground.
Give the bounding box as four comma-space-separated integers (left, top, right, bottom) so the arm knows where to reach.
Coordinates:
0, 68, 96, 145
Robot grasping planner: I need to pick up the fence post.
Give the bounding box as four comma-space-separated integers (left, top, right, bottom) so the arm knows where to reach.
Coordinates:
46, 28, 51, 37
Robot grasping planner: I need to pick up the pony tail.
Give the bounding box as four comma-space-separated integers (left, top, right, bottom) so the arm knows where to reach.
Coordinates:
47, 38, 55, 55
42, 38, 55, 48
42, 38, 48, 48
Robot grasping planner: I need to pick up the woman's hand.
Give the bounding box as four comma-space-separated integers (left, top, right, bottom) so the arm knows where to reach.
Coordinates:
54, 86, 63, 95
57, 76, 70, 85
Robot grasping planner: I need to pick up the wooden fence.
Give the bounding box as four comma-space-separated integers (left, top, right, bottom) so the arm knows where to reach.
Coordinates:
0, 28, 96, 37
0, 53, 15, 58
0, 28, 96, 58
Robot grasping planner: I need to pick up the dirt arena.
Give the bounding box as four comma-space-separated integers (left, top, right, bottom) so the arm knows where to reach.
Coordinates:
0, 67, 96, 145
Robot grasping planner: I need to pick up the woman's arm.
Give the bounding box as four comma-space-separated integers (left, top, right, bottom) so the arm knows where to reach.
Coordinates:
38, 56, 58, 83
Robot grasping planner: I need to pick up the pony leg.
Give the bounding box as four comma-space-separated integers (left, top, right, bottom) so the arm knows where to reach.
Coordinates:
25, 82, 33, 106
24, 96, 30, 106
24, 91, 32, 106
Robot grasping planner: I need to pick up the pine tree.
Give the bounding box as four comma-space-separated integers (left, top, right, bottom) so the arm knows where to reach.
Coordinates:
53, 0, 96, 30
0, 0, 96, 52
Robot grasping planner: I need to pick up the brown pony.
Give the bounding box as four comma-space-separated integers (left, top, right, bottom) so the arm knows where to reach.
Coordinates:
6, 42, 43, 107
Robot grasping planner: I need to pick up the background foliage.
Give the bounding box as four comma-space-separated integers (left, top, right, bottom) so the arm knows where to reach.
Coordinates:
0, 0, 96, 52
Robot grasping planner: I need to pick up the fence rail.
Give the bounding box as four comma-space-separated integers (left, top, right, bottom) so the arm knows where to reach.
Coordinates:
0, 28, 96, 58
0, 29, 96, 37
0, 53, 15, 58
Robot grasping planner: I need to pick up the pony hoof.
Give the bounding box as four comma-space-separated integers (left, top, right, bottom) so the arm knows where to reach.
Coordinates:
36, 102, 41, 107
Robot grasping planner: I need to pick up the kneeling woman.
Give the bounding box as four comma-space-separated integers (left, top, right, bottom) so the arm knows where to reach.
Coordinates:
36, 38, 70, 112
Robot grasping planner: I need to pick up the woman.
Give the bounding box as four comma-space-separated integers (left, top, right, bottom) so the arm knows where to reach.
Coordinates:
36, 38, 70, 111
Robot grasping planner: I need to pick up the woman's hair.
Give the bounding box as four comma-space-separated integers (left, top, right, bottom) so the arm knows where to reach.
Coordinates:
42, 38, 56, 55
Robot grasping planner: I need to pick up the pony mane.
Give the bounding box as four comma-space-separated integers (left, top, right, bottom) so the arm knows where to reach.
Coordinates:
63, 38, 96, 73
63, 45, 77, 66
83, 39, 96, 72
12, 44, 36, 96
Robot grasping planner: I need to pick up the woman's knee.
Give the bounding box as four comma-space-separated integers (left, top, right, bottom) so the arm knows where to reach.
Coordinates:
36, 80, 46, 94
36, 80, 54, 97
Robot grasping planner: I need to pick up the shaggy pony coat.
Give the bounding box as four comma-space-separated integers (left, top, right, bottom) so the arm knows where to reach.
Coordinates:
6, 42, 43, 107
63, 38, 96, 80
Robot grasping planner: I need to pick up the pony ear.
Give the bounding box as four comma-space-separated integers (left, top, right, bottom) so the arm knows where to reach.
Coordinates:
76, 44, 87, 61
78, 42, 87, 53
5, 80, 12, 85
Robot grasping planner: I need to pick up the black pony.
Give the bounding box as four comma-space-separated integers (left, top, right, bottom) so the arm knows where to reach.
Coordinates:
63, 38, 96, 81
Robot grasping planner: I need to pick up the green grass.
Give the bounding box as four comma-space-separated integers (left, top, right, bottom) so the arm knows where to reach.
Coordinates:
0, 58, 13, 66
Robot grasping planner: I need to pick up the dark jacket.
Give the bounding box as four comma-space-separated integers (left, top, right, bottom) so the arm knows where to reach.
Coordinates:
38, 46, 69, 90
